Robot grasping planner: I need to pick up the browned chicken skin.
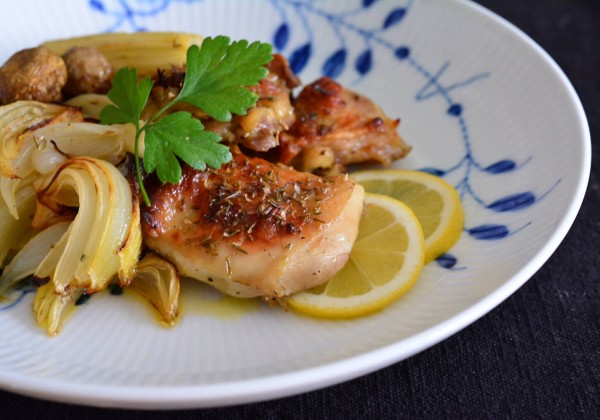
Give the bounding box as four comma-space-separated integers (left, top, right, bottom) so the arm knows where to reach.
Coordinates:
278, 76, 411, 174
148, 54, 299, 153
141, 153, 364, 298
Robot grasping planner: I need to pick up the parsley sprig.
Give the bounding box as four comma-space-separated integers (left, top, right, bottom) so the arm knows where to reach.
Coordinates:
99, 36, 273, 205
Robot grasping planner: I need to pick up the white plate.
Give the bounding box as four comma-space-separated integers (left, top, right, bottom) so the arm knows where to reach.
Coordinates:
0, 0, 590, 409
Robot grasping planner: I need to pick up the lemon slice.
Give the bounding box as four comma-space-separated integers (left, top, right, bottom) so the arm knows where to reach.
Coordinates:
352, 169, 464, 264
287, 193, 425, 319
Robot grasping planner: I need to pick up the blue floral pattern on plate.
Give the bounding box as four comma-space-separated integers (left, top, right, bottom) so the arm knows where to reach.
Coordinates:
89, 0, 201, 31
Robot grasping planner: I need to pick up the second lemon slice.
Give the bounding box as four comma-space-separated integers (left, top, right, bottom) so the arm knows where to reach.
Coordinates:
352, 169, 464, 264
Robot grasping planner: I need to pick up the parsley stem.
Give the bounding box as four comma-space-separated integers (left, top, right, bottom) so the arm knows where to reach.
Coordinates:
134, 124, 151, 206
134, 97, 178, 207
145, 97, 179, 128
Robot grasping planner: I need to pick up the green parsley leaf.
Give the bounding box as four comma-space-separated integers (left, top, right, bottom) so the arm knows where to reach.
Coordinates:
99, 36, 273, 206
144, 112, 232, 184
178, 36, 273, 122
100, 68, 153, 126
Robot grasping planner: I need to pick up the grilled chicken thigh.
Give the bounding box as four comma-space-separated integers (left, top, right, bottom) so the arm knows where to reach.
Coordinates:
141, 153, 364, 298
278, 76, 411, 174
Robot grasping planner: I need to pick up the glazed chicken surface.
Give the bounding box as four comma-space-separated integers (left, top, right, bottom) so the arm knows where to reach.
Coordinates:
141, 153, 364, 298
277, 76, 411, 174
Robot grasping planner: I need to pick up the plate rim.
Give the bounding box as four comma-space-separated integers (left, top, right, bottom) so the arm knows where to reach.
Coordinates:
0, 0, 591, 409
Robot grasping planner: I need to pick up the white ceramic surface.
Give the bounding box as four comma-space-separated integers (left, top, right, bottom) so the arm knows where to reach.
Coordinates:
0, 0, 590, 409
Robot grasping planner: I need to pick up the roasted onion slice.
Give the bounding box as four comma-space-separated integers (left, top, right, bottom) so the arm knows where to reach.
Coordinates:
0, 222, 69, 297
0, 183, 36, 266
33, 157, 141, 296
0, 101, 71, 177
129, 253, 180, 325
33, 281, 84, 336
0, 100, 136, 219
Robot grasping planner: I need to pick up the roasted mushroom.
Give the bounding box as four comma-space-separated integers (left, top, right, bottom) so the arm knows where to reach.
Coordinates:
0, 46, 67, 105
62, 46, 113, 97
